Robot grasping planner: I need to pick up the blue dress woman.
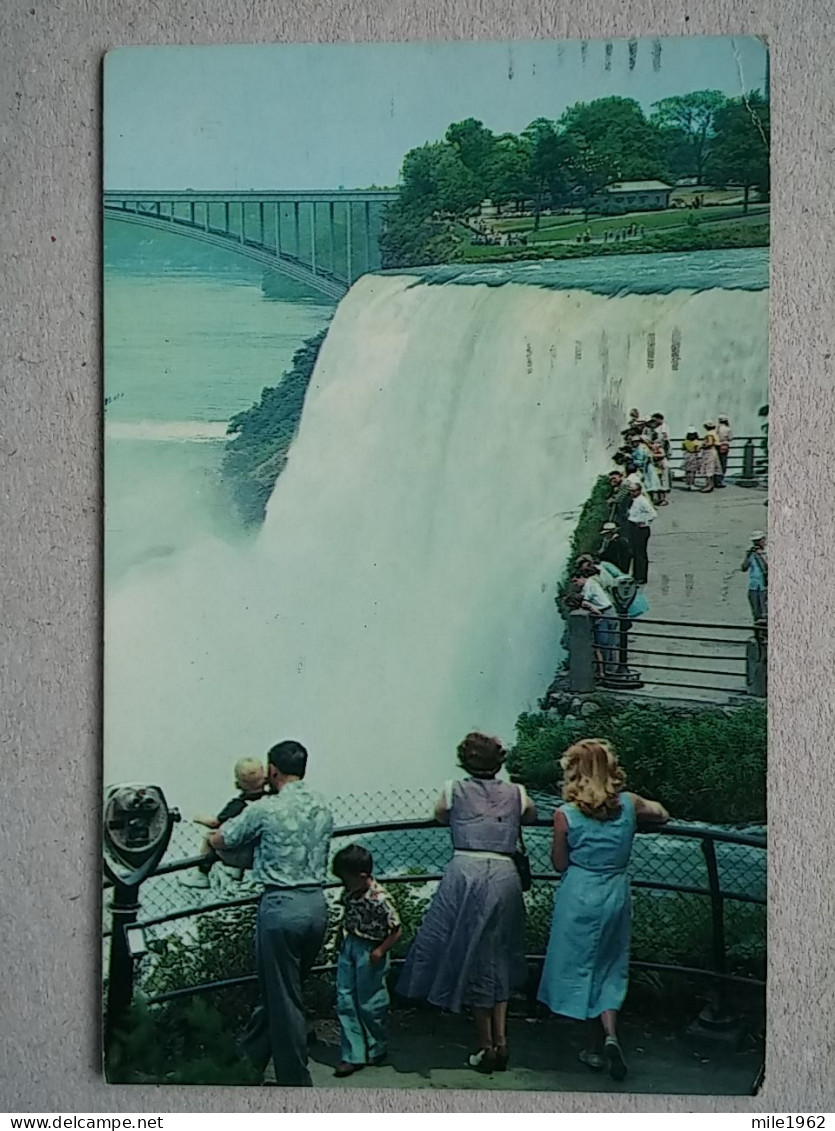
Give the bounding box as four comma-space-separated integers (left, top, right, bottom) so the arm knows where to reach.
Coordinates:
537, 739, 668, 1081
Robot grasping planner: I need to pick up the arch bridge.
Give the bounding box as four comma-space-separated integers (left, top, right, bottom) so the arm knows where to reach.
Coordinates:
104, 189, 399, 301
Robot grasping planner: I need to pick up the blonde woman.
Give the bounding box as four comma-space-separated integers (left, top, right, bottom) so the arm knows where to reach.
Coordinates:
537, 740, 668, 1082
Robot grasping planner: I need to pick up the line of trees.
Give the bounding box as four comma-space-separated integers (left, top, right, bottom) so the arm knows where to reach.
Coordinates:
381, 91, 770, 267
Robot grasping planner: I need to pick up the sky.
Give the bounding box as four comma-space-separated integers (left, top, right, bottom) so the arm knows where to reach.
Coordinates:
104, 37, 768, 191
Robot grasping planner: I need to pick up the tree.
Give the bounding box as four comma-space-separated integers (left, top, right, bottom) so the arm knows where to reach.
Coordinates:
566, 138, 610, 221
650, 91, 728, 184
445, 118, 497, 194
519, 119, 573, 228
399, 142, 482, 217
705, 91, 770, 212
380, 142, 477, 267
485, 132, 535, 213
559, 96, 668, 182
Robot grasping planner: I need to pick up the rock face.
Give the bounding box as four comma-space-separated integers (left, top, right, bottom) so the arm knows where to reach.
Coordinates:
580, 701, 601, 717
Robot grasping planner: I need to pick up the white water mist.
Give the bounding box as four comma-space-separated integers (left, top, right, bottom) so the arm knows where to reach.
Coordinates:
105, 272, 767, 813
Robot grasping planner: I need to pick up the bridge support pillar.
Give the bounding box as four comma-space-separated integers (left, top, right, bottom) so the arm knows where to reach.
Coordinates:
346, 201, 353, 285
364, 200, 371, 272
329, 202, 336, 274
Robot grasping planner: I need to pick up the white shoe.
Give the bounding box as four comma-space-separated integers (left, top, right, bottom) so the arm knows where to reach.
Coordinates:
579, 1049, 605, 1071
179, 870, 210, 889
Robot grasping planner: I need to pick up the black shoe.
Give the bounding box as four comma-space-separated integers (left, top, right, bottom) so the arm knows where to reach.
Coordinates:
334, 1062, 365, 1078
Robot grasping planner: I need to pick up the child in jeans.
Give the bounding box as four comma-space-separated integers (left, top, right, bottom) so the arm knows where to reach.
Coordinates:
332, 844, 401, 1077
180, 757, 267, 889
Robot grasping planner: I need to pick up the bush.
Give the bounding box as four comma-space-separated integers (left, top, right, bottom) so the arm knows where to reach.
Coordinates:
509, 699, 766, 824
556, 474, 610, 607
221, 329, 329, 526
106, 997, 261, 1085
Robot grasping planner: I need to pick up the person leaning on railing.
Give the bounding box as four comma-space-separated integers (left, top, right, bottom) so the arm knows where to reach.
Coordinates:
537, 740, 668, 1083
397, 732, 537, 1075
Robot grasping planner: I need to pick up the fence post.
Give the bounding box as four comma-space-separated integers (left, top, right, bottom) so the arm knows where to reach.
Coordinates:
106, 880, 141, 1039
746, 625, 768, 697
736, 439, 759, 488
568, 610, 595, 693
701, 837, 726, 982
685, 835, 744, 1047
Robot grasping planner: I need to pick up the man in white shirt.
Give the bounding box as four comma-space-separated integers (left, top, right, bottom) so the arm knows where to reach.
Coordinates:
627, 483, 657, 585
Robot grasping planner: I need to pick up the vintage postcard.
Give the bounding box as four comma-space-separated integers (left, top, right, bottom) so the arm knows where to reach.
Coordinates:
103, 37, 769, 1093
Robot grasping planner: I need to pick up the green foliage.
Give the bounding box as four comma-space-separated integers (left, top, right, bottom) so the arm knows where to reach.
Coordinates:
555, 474, 611, 610
559, 96, 669, 182
650, 91, 729, 183
565, 138, 611, 221
705, 92, 770, 210
386, 883, 431, 956
106, 997, 261, 1085
221, 329, 329, 526
144, 906, 256, 994
508, 699, 767, 824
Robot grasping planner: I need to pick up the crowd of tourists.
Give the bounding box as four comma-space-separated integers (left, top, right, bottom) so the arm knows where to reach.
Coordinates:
562, 407, 767, 676
183, 736, 668, 1088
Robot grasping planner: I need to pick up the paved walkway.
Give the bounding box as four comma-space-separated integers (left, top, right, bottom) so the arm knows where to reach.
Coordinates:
625, 482, 768, 703
307, 1011, 761, 1095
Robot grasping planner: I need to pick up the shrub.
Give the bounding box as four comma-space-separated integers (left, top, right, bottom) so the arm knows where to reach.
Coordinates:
556, 474, 611, 608
508, 699, 766, 824
106, 997, 261, 1085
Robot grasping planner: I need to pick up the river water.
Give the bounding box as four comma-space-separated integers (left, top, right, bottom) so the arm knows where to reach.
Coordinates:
104, 220, 335, 585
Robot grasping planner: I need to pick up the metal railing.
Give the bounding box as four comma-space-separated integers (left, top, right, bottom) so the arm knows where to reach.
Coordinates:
667, 435, 767, 482
104, 811, 766, 1021
568, 610, 765, 699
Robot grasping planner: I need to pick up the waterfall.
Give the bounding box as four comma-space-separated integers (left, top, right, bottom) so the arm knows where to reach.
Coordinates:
105, 257, 768, 813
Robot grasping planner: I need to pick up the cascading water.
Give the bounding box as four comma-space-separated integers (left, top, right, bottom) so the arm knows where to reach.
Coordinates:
105, 250, 768, 814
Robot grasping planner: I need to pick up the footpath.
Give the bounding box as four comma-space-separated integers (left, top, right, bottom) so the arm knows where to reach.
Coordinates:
626, 482, 768, 703
307, 1011, 760, 1094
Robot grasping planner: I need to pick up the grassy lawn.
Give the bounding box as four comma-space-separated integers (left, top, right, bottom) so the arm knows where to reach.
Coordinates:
486, 205, 769, 248
458, 218, 769, 261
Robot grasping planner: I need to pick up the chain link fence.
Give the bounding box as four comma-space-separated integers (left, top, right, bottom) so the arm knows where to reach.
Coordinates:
103, 788, 765, 1013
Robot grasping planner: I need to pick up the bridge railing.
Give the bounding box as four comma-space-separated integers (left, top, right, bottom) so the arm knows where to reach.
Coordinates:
104, 191, 397, 299
104, 807, 765, 1024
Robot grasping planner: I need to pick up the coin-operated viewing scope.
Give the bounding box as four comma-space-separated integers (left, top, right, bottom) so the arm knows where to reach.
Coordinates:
103, 784, 180, 886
